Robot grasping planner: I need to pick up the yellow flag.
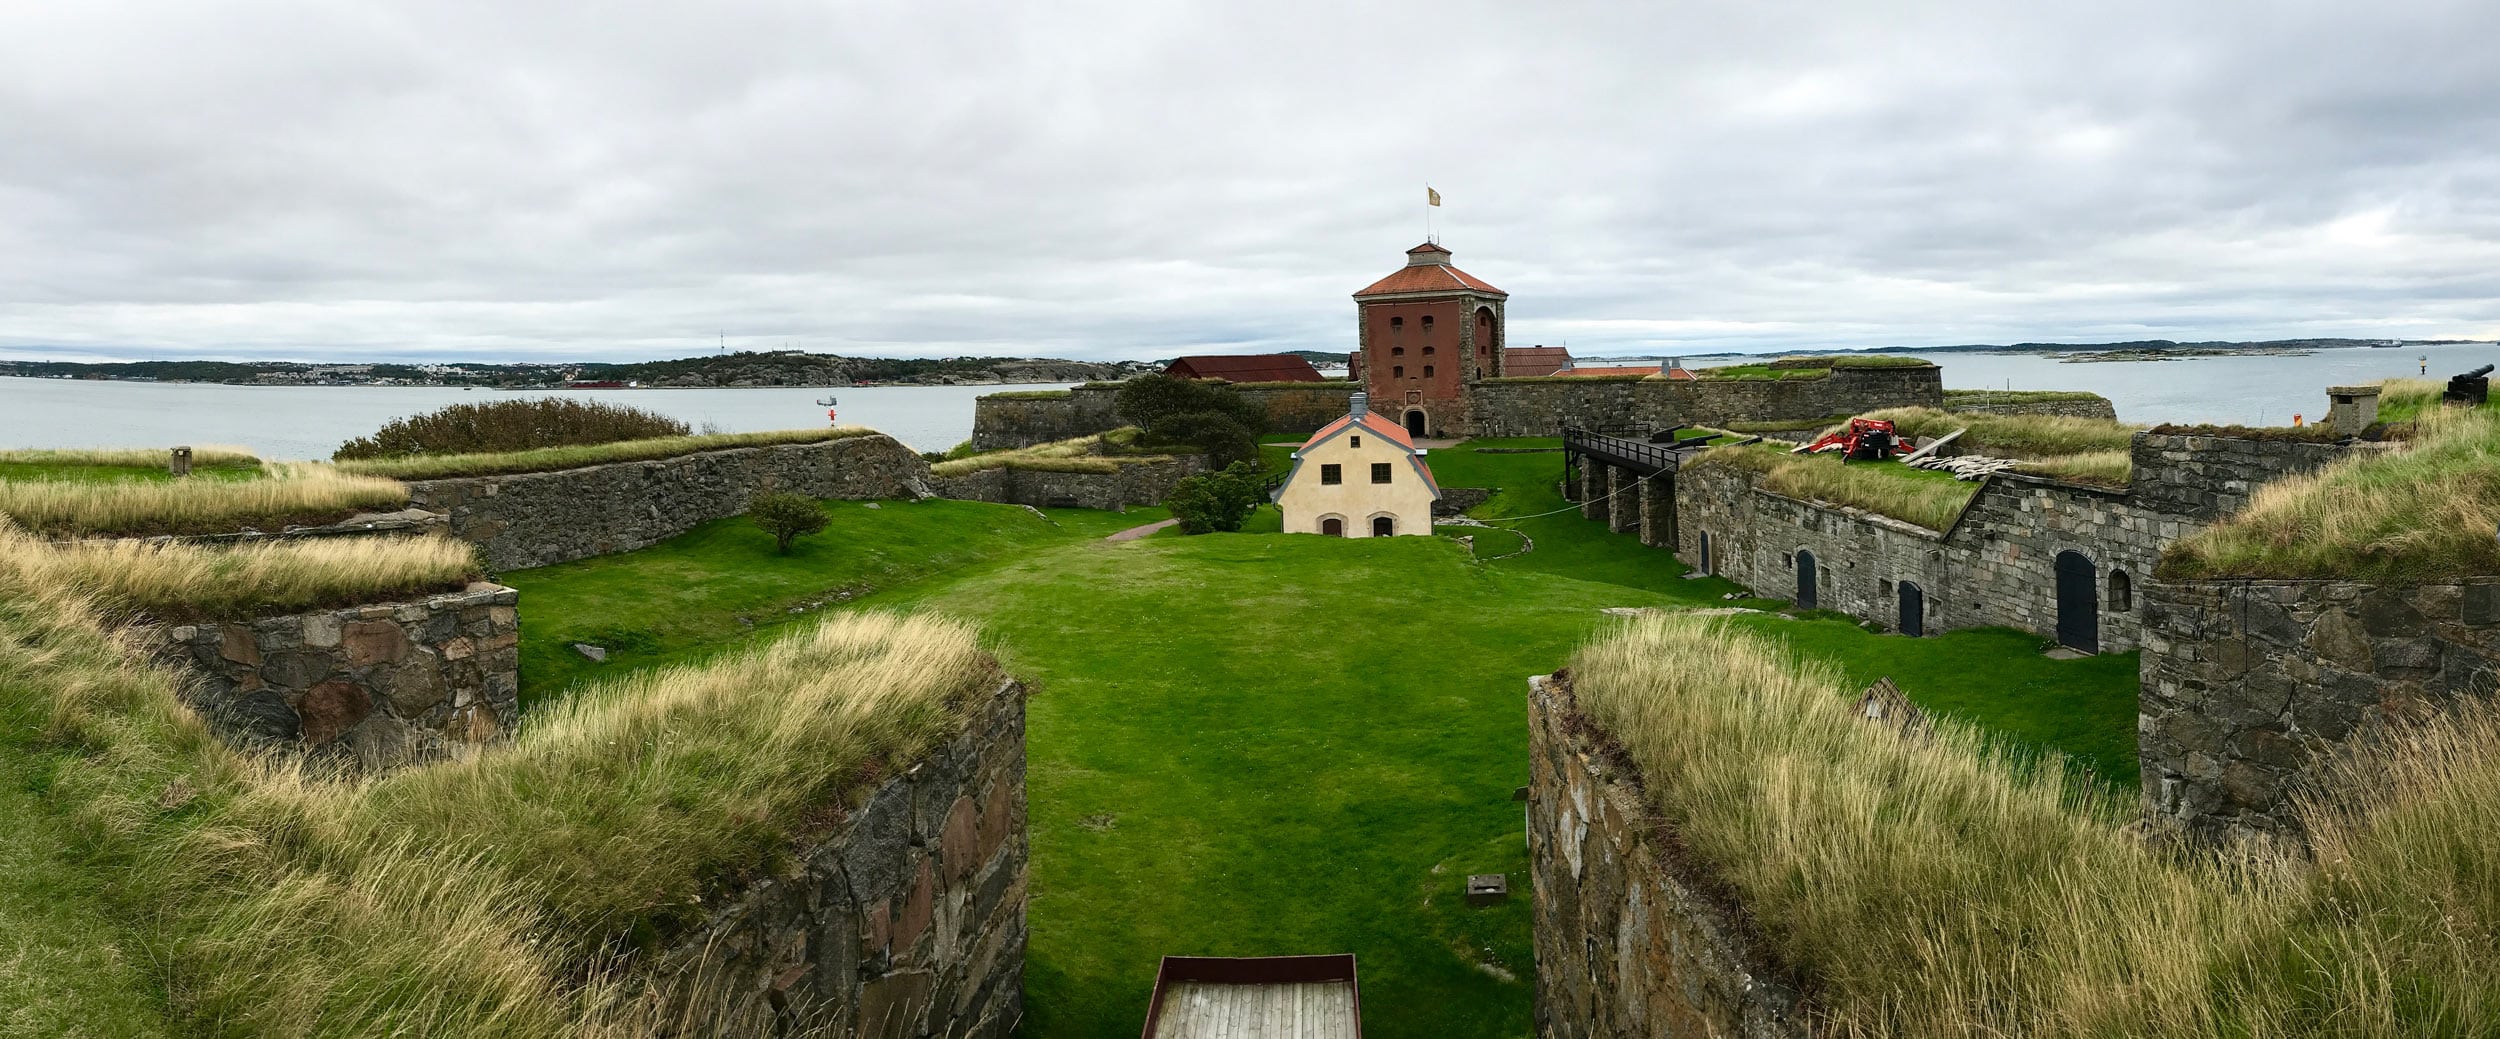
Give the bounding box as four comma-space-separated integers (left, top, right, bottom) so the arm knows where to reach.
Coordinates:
1427, 187, 1442, 207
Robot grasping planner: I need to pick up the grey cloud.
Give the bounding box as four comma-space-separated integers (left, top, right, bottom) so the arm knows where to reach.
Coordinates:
1, 0, 2496, 364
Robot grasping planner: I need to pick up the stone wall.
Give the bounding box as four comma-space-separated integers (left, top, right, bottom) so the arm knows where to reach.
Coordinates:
2139, 579, 2500, 844
2128, 432, 2364, 522
1236, 383, 1358, 433
969, 388, 1123, 450
1528, 673, 1806, 1039
930, 456, 1204, 511
1675, 464, 1953, 633
1469, 365, 1944, 438
655, 680, 1027, 1037
1941, 394, 2118, 420
1938, 475, 2180, 653
408, 434, 933, 571
149, 583, 519, 772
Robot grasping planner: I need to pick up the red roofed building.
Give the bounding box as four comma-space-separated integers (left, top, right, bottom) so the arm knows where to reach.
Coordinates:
1272, 392, 1439, 538
1503, 345, 1571, 378
1348, 242, 1507, 439
1164, 354, 1325, 383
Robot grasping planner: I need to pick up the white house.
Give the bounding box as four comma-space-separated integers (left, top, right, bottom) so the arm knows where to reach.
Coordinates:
1273, 393, 1440, 537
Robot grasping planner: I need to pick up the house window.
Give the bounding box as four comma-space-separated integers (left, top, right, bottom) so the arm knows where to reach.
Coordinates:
1350, 435, 1360, 448
1321, 464, 1342, 485
2109, 569, 2133, 612
1373, 516, 1395, 536
1393, 365, 1405, 378
1423, 365, 1434, 378
1371, 463, 1392, 484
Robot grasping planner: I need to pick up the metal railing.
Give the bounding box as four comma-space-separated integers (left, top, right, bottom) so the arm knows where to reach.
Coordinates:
1562, 426, 1709, 475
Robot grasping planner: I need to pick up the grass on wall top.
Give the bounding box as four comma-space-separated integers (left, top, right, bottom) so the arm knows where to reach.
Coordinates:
980, 389, 1074, 400
2160, 405, 2500, 582
0, 464, 411, 538
1855, 407, 2141, 459
1569, 613, 2500, 1039
0, 539, 994, 1039
1686, 440, 1977, 530
1943, 387, 2109, 405
334, 426, 882, 481
928, 428, 1178, 478
0, 528, 480, 621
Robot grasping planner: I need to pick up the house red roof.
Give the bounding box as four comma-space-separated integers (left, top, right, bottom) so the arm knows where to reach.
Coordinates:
1354, 242, 1507, 298
1163, 354, 1325, 383
1503, 345, 1572, 378
1292, 410, 1439, 497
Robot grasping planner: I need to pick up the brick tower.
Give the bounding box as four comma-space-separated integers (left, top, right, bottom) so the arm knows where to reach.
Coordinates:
1348, 241, 1507, 438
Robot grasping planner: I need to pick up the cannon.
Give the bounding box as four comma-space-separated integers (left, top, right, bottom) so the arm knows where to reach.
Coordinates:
2446, 363, 2494, 407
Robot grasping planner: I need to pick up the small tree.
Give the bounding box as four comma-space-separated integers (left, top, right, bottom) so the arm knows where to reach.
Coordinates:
1163, 461, 1268, 534
1115, 374, 1265, 431
1146, 410, 1259, 468
749, 492, 829, 554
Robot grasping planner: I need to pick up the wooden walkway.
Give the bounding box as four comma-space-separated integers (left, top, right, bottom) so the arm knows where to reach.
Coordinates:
1147, 980, 1359, 1038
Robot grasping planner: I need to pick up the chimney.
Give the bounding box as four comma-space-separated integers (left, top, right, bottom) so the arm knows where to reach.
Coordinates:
1349, 392, 1368, 418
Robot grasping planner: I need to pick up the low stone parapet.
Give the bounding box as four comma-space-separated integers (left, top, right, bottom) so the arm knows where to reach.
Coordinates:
929, 456, 1203, 511
148, 583, 519, 772
653, 680, 1028, 1037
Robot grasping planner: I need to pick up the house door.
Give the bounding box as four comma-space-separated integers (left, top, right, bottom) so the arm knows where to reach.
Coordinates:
1699, 531, 1712, 575
1796, 550, 1817, 609
1321, 517, 1344, 537
1372, 516, 1395, 537
1898, 581, 1925, 637
2055, 550, 2099, 653
1404, 410, 1426, 437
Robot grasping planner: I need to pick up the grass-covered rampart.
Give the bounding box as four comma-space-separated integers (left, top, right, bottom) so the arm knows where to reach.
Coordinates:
1942, 387, 2107, 406
2162, 406, 2500, 581
333, 427, 880, 481
0, 537, 993, 1038
0, 528, 480, 621
928, 428, 1176, 479
1570, 614, 2500, 1038
1686, 440, 1978, 531
0, 463, 411, 537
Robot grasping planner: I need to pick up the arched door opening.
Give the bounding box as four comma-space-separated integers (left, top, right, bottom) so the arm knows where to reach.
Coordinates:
1899, 581, 1925, 637
1796, 549, 1818, 609
1321, 517, 1344, 537
1372, 516, 1395, 537
1404, 410, 1426, 437
2055, 550, 2100, 653
1699, 531, 1713, 575
1475, 307, 1497, 368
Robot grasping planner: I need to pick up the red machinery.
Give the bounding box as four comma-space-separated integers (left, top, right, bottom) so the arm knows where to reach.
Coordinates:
1794, 418, 1901, 461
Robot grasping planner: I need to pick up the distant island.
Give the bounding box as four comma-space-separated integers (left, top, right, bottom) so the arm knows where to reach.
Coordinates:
0, 350, 1159, 389
1904, 337, 2485, 357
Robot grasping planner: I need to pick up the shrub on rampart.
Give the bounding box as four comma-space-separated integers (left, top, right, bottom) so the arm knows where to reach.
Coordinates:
335, 397, 692, 460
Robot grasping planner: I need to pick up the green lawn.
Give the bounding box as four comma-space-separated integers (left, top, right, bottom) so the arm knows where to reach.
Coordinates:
504, 438, 2141, 1038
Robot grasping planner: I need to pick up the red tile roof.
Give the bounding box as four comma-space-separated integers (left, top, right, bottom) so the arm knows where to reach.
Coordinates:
1354, 242, 1506, 298
1164, 354, 1325, 382
1294, 411, 1439, 496
1503, 345, 1572, 378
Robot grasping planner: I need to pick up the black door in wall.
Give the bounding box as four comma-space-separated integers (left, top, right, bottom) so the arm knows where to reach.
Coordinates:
1796, 550, 1818, 609
1899, 581, 1925, 637
2054, 550, 2099, 653
1699, 531, 1712, 575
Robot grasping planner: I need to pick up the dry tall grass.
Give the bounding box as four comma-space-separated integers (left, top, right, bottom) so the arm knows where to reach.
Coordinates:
2014, 448, 2133, 487
1, 524, 992, 1038
1687, 443, 1975, 530
0, 444, 261, 469
929, 427, 1175, 478
2161, 405, 2500, 581
0, 527, 479, 620
0, 464, 410, 537
333, 427, 879, 481
1568, 615, 2500, 1037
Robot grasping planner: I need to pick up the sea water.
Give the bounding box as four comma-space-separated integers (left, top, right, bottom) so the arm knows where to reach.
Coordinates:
3, 343, 2495, 460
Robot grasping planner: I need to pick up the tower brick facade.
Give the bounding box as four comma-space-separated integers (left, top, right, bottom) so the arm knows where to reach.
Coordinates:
1348, 242, 1507, 438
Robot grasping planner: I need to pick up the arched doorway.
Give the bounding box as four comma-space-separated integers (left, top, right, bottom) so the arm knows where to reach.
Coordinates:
1796, 550, 1818, 609
2055, 550, 2099, 653
1898, 581, 1925, 637
1404, 410, 1426, 437
1321, 517, 1344, 537
1699, 531, 1713, 575
1372, 516, 1395, 537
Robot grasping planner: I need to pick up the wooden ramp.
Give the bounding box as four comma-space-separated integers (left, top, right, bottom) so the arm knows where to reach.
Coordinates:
1142, 955, 1362, 1039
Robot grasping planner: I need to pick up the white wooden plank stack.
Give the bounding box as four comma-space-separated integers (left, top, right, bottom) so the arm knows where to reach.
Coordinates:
1149, 980, 1360, 1039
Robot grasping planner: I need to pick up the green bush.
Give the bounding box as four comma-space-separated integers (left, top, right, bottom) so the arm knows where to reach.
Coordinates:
748, 491, 829, 554
1147, 410, 1259, 468
336, 398, 690, 460
1163, 462, 1268, 534
1115, 374, 1265, 431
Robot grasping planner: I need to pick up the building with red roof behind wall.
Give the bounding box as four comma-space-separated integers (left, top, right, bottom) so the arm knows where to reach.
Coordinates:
1164, 354, 1326, 383
1346, 242, 1507, 439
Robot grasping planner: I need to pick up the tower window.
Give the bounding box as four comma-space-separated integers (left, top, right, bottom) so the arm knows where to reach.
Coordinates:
1422, 346, 1434, 355
1371, 463, 1392, 484
1321, 464, 1342, 485
1420, 316, 1434, 331
1392, 346, 1404, 357
1423, 365, 1435, 377
1390, 317, 1404, 331
1393, 365, 1404, 378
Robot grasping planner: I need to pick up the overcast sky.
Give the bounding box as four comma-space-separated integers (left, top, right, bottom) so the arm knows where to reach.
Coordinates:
4, 0, 2496, 364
